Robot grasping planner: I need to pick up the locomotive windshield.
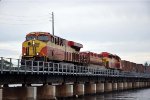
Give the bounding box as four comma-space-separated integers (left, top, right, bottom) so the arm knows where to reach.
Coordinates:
26, 35, 36, 41
37, 35, 49, 41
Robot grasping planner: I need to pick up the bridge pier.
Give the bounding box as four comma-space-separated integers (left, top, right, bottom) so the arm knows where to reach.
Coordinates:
139, 82, 142, 88
112, 83, 117, 91
145, 82, 148, 87
2, 86, 36, 100
148, 82, 150, 87
132, 82, 139, 89
104, 82, 112, 92
117, 82, 124, 90
0, 88, 2, 100
132, 82, 136, 89
56, 83, 73, 98
127, 82, 133, 89
37, 84, 56, 99
123, 82, 128, 90
141, 82, 144, 88
136, 82, 140, 88
73, 83, 84, 96
96, 82, 104, 93
84, 82, 96, 94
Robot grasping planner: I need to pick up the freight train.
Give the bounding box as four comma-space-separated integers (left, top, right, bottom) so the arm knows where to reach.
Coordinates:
22, 32, 146, 73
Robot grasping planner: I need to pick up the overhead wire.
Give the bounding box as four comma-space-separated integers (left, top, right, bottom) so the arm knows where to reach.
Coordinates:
0, 13, 51, 25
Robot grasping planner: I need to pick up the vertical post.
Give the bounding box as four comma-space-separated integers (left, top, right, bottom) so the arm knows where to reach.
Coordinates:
31, 61, 33, 74
65, 65, 67, 75
48, 63, 50, 75
25, 60, 27, 74
1, 57, 3, 74
73, 65, 74, 75
37, 61, 39, 74
17, 59, 20, 74
58, 63, 59, 75
52, 12, 54, 36
9, 58, 12, 74
43, 62, 44, 74
53, 63, 54, 75
62, 63, 63, 75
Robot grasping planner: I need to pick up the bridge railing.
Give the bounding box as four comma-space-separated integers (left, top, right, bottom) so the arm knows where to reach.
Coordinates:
1, 57, 150, 78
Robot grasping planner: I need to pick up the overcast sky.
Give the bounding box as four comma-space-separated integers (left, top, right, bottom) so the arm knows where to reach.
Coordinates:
0, 0, 150, 64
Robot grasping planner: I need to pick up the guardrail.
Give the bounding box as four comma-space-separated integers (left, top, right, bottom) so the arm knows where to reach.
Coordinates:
0, 57, 150, 78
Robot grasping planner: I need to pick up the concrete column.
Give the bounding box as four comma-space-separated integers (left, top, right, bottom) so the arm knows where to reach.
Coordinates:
127, 82, 132, 89
142, 82, 144, 88
143, 82, 145, 87
132, 82, 136, 89
104, 83, 112, 92
148, 82, 150, 87
0, 88, 2, 100
145, 82, 148, 87
147, 82, 149, 87
112, 83, 117, 91
84, 83, 96, 94
37, 85, 55, 99
139, 82, 143, 88
135, 82, 140, 88
3, 87, 36, 100
123, 82, 128, 90
73, 83, 84, 96
27, 87, 37, 99
56, 84, 73, 97
96, 83, 104, 93
117, 82, 123, 90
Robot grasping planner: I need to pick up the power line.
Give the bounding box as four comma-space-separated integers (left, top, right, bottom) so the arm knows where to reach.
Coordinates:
0, 21, 49, 25
0, 12, 49, 18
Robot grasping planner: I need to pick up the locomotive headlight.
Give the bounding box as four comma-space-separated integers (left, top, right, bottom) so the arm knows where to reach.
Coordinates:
33, 40, 35, 45
36, 52, 39, 55
23, 53, 26, 55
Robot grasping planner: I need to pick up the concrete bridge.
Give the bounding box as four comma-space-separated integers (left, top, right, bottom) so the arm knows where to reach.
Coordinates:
0, 57, 150, 99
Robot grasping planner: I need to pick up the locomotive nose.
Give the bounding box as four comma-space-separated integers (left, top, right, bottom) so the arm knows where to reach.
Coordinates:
25, 40, 40, 56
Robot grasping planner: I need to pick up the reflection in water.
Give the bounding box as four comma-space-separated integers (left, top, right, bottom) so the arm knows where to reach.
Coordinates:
1, 88, 150, 100
66, 88, 150, 100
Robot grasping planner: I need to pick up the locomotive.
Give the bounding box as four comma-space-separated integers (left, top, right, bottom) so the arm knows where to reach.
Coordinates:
22, 32, 83, 64
22, 32, 145, 73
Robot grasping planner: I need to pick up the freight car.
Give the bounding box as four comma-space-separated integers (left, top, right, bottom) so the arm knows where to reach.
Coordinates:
121, 60, 146, 73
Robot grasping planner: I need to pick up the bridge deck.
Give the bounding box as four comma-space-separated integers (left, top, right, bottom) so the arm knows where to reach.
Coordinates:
0, 57, 150, 78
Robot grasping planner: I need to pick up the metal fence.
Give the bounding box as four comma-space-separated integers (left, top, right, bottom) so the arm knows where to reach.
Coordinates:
0, 57, 150, 78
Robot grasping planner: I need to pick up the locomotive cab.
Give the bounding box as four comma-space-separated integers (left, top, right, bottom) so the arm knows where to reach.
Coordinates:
22, 32, 50, 61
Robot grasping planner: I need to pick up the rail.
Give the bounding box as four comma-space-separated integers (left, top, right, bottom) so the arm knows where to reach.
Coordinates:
0, 57, 150, 78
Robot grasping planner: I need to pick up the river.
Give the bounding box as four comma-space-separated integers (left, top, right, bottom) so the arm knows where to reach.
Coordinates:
66, 88, 150, 100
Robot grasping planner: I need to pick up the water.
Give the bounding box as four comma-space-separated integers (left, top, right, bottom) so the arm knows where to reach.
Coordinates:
1, 88, 150, 100
67, 89, 150, 100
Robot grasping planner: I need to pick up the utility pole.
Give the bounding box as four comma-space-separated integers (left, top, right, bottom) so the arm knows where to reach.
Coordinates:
52, 12, 54, 36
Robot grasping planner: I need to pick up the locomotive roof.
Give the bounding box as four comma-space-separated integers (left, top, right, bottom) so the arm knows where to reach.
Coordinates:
26, 32, 83, 48
26, 32, 51, 36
